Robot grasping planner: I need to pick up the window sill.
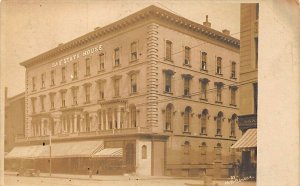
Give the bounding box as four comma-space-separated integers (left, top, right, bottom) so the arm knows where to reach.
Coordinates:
215, 101, 223, 104
229, 135, 236, 139
215, 73, 223, 76
183, 131, 191, 135
61, 81, 66, 84
98, 69, 105, 73
60, 106, 67, 109
40, 110, 45, 113
164, 129, 173, 133
72, 104, 78, 107
129, 59, 138, 63
130, 92, 138, 96
72, 77, 78, 81
113, 96, 121, 99
200, 98, 208, 102
183, 95, 191, 98
183, 63, 192, 68
50, 108, 55, 111
163, 91, 173, 95
84, 101, 91, 104
164, 58, 173, 62
200, 133, 207, 136
113, 64, 121, 69
230, 104, 237, 107
215, 134, 223, 137
230, 77, 237, 80
200, 69, 208, 72
84, 74, 91, 77
41, 87, 46, 90
32, 89, 36, 92
50, 84, 55, 87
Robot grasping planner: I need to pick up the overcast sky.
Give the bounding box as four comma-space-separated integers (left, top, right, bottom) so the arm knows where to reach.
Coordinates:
2, 0, 240, 97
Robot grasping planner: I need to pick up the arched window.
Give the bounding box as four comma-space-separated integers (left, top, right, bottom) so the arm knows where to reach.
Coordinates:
231, 114, 237, 137
183, 141, 190, 155
201, 142, 207, 163
183, 106, 192, 132
129, 105, 137, 128
201, 109, 208, 134
165, 104, 174, 131
215, 143, 222, 160
216, 112, 223, 136
142, 145, 147, 159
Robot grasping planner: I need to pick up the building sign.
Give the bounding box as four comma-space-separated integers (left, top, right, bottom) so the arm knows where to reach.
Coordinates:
51, 44, 103, 68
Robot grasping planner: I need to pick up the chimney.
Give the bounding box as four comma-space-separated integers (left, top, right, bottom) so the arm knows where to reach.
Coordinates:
222, 29, 230, 35
203, 15, 211, 28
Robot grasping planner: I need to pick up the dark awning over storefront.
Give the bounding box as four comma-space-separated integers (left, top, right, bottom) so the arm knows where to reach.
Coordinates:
231, 128, 257, 150
6, 140, 104, 159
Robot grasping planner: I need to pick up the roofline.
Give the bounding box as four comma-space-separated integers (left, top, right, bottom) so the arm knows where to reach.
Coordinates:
20, 5, 240, 68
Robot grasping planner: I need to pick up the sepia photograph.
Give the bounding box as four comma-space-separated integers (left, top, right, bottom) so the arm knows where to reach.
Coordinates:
0, 0, 299, 186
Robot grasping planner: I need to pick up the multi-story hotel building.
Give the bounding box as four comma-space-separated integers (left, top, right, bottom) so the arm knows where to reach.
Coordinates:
9, 5, 241, 177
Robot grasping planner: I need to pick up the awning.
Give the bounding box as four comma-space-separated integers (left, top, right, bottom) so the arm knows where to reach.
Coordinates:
6, 140, 104, 159
93, 148, 123, 158
231, 128, 257, 150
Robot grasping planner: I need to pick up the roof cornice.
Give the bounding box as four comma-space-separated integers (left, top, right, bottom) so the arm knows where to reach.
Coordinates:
20, 5, 240, 68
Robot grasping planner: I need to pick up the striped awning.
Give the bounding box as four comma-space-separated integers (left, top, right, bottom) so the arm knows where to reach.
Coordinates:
6, 140, 104, 159
231, 129, 257, 150
93, 148, 123, 158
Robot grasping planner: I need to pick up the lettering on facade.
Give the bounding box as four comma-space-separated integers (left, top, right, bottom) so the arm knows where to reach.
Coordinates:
51, 45, 103, 68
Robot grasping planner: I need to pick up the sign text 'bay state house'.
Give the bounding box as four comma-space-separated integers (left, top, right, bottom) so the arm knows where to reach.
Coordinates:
17, 5, 241, 177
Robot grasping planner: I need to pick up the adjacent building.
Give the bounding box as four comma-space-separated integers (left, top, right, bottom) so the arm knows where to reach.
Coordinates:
7, 5, 241, 177
232, 3, 258, 179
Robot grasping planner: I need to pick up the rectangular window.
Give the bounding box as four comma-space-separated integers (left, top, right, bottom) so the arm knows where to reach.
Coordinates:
253, 83, 258, 113
61, 67, 66, 82
41, 73, 45, 88
114, 79, 120, 97
216, 57, 222, 74
72, 88, 78, 105
201, 82, 207, 100
50, 94, 55, 109
99, 53, 104, 71
98, 82, 105, 100
184, 47, 190, 65
32, 77, 36, 91
31, 98, 36, 113
131, 42, 137, 61
85, 58, 90, 76
184, 78, 190, 96
165, 73, 172, 93
73, 62, 78, 79
201, 52, 207, 70
40, 96, 45, 111
231, 89, 236, 105
85, 85, 91, 103
61, 92, 66, 107
50, 70, 55, 86
216, 86, 222, 102
231, 61, 236, 78
114, 48, 120, 66
130, 74, 137, 93
166, 40, 172, 61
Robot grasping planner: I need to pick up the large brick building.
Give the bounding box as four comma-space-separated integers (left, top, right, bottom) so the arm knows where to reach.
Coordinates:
7, 5, 241, 177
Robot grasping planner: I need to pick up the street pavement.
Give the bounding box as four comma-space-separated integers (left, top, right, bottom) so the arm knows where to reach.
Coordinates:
4, 172, 256, 186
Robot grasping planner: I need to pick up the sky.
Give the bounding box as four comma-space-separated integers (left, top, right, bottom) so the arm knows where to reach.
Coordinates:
2, 0, 240, 97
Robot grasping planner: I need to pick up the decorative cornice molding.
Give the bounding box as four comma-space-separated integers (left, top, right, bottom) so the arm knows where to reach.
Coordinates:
20, 5, 240, 68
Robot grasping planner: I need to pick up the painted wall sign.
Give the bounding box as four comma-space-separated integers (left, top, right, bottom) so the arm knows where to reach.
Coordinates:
51, 44, 103, 68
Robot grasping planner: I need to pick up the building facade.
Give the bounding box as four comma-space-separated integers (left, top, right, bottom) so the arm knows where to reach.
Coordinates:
233, 3, 259, 178
13, 5, 241, 177
4, 88, 25, 153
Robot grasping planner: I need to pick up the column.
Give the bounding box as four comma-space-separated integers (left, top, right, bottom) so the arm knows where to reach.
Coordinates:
70, 115, 73, 133
112, 109, 115, 129
105, 110, 109, 130
100, 110, 104, 130
117, 107, 121, 129
74, 114, 78, 133
80, 115, 84, 132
